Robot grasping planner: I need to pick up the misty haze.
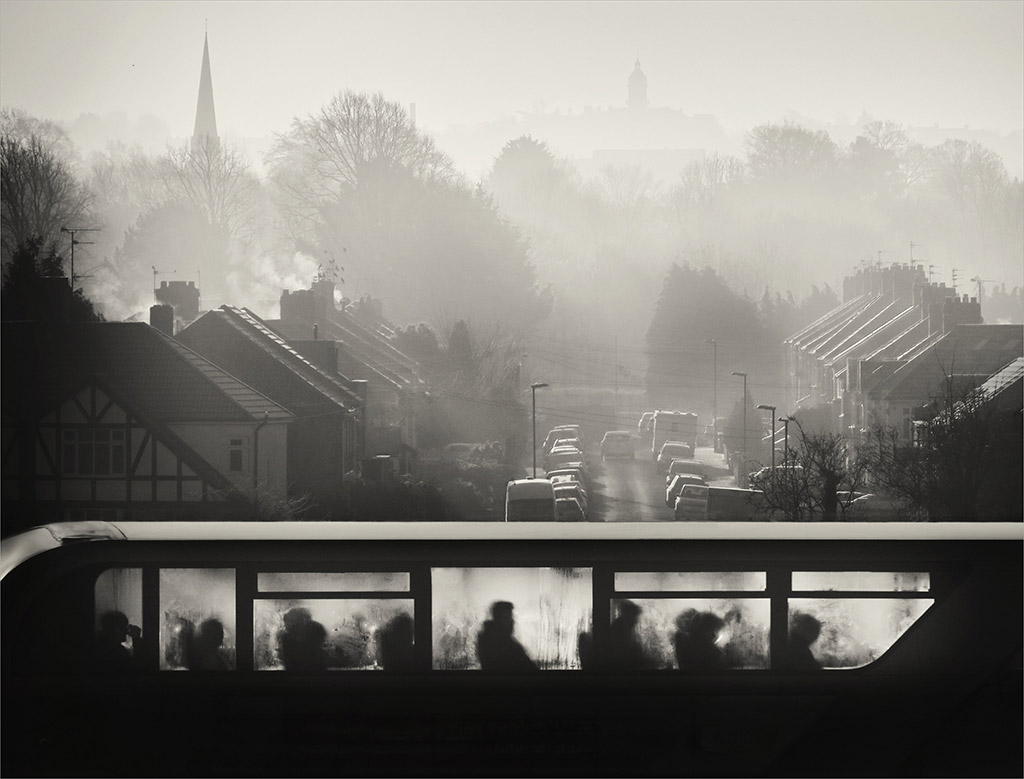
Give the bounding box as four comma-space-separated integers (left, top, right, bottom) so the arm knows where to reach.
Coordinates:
1, 0, 1021, 531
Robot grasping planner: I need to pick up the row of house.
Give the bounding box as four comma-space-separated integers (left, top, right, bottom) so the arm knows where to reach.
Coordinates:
784, 263, 1023, 445
2, 276, 425, 535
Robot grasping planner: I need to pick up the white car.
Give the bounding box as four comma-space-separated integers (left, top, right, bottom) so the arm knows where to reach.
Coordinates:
600, 431, 635, 459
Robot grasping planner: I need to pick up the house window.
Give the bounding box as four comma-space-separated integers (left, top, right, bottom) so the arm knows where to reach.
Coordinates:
229, 438, 244, 472
63, 428, 126, 476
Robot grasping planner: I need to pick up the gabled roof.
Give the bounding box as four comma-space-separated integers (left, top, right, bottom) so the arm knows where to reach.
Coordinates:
2, 322, 291, 423
806, 295, 893, 359
883, 324, 1024, 405
177, 307, 362, 415
819, 301, 917, 368
786, 294, 873, 347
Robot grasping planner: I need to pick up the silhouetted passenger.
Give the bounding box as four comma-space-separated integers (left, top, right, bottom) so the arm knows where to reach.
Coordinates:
378, 613, 417, 672
607, 599, 653, 670
674, 609, 726, 671
164, 616, 195, 669
94, 610, 144, 673
476, 601, 538, 672
277, 607, 329, 672
779, 612, 822, 671
188, 618, 230, 671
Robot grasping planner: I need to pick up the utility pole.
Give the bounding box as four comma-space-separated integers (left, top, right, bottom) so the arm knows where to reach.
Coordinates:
705, 339, 717, 449
613, 334, 618, 407
731, 371, 747, 480
757, 404, 776, 469
530, 382, 549, 478
60, 226, 99, 289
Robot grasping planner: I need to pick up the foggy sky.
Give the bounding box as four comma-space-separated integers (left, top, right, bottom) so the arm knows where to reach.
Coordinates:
2, 0, 1022, 145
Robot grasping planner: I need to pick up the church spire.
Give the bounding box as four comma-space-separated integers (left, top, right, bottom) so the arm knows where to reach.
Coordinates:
192, 30, 218, 146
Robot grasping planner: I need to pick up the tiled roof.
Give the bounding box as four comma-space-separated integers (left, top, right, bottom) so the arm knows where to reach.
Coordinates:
178, 308, 362, 416
822, 304, 919, 368
786, 294, 874, 346
884, 324, 1024, 404
3, 322, 291, 423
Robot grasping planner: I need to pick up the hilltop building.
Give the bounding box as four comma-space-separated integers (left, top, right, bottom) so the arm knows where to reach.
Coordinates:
627, 59, 648, 109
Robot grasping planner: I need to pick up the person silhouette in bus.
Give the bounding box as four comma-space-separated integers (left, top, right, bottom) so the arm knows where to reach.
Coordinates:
94, 610, 145, 673
607, 599, 653, 670
277, 607, 329, 672
674, 609, 726, 671
188, 618, 230, 671
779, 612, 822, 671
476, 601, 538, 672
378, 612, 417, 672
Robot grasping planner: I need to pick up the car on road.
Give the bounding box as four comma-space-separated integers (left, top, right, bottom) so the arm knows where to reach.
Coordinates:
543, 426, 583, 453
545, 446, 587, 471
505, 478, 556, 522
546, 465, 589, 491
600, 431, 635, 459
666, 473, 706, 507
554, 495, 586, 521
554, 483, 589, 516
665, 458, 707, 484
656, 441, 694, 471
674, 483, 709, 520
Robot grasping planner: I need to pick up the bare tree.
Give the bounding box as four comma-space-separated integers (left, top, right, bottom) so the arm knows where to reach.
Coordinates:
863, 371, 1022, 521
163, 135, 263, 245
755, 419, 870, 521
1, 133, 93, 266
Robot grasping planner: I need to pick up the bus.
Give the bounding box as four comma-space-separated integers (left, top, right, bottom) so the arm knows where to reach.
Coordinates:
2, 520, 1021, 777
651, 410, 698, 459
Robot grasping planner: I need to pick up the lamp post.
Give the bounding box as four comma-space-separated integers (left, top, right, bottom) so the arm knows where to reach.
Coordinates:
757, 404, 776, 469
704, 338, 717, 449
530, 382, 549, 478
731, 371, 747, 475
779, 416, 792, 465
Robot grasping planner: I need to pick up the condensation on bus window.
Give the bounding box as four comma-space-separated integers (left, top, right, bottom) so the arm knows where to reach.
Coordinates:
431, 567, 592, 670
94, 567, 143, 653
788, 598, 934, 669
159, 568, 236, 671
608, 598, 770, 670
791, 572, 930, 592
253, 598, 415, 671
257, 571, 410, 592
615, 571, 767, 592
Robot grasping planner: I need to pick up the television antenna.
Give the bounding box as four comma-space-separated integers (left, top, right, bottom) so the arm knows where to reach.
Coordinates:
60, 226, 100, 288
970, 276, 996, 300
152, 266, 177, 292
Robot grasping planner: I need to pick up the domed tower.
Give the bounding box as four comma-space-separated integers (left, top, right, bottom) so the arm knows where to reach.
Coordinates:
627, 58, 648, 109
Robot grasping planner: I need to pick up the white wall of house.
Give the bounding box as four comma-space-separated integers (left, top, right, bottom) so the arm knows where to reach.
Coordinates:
169, 422, 289, 503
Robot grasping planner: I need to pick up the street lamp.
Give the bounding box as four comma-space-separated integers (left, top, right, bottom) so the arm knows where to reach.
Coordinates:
779, 417, 792, 465
704, 339, 717, 449
530, 382, 549, 478
731, 372, 747, 474
757, 404, 776, 469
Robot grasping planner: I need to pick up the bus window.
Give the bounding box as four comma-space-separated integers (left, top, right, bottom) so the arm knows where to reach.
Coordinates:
94, 567, 144, 672
257, 571, 410, 592
615, 571, 766, 591
253, 598, 415, 671
160, 568, 236, 671
786, 571, 934, 670
607, 597, 770, 670
431, 567, 592, 670
611, 570, 770, 670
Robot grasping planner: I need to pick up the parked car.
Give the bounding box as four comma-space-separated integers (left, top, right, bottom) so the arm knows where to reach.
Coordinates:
846, 493, 902, 520
546, 465, 590, 491
600, 431, 635, 460
656, 441, 694, 471
665, 458, 706, 484
554, 495, 586, 522
553, 483, 588, 516
549, 473, 588, 498
543, 425, 583, 453
544, 446, 586, 471
666, 473, 706, 507
505, 479, 556, 522
674, 483, 710, 520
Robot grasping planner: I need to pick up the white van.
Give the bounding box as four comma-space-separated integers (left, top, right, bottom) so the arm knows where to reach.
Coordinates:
505, 479, 557, 522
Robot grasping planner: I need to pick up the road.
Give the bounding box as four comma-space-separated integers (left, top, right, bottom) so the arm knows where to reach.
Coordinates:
586, 445, 732, 522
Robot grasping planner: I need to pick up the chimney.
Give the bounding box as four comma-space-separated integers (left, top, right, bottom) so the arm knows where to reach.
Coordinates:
942, 294, 983, 333
150, 304, 174, 336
